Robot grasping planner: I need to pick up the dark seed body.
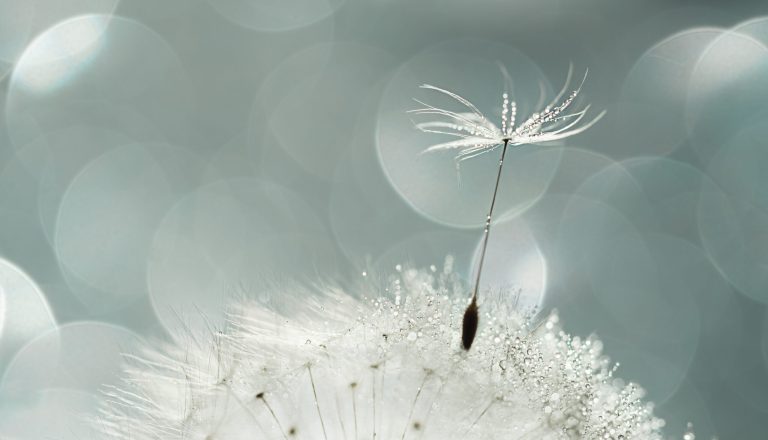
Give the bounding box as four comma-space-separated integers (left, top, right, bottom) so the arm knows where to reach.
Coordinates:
462, 299, 479, 350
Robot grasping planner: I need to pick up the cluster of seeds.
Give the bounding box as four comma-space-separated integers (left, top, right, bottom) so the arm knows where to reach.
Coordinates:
96, 259, 691, 439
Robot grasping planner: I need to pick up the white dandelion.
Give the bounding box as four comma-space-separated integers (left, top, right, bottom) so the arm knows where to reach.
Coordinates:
91, 69, 696, 440
94, 261, 690, 439
411, 66, 605, 350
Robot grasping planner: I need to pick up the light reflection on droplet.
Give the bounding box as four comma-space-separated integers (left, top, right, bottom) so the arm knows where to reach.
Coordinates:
0, 258, 56, 368
376, 38, 560, 228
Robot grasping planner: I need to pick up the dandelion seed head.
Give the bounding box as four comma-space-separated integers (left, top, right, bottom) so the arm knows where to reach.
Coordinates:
96, 260, 680, 439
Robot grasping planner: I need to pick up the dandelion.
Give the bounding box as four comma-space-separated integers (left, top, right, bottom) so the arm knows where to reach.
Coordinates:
411, 66, 605, 350
94, 261, 686, 439
92, 68, 695, 440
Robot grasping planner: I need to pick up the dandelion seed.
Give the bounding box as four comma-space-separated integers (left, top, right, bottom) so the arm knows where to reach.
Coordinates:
94, 263, 686, 439
411, 65, 605, 350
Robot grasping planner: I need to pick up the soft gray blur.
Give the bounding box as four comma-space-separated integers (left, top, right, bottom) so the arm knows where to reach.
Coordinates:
0, 0, 767, 438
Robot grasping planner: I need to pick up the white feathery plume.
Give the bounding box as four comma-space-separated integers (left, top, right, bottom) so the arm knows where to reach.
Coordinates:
94, 260, 693, 440
410, 65, 606, 163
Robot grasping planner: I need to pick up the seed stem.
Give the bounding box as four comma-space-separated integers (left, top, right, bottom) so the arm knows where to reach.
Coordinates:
472, 139, 509, 303
462, 140, 509, 351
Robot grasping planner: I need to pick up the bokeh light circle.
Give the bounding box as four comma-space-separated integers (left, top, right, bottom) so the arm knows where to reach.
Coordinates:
0, 258, 56, 367
618, 27, 724, 156
0, 321, 141, 399
470, 216, 546, 313
0, 0, 120, 76
6, 14, 192, 150
148, 178, 337, 337
686, 26, 768, 162
54, 143, 205, 314
250, 42, 394, 181
376, 38, 562, 228
0, 389, 101, 440
29, 126, 134, 245
698, 121, 768, 304
518, 195, 701, 402
328, 129, 436, 266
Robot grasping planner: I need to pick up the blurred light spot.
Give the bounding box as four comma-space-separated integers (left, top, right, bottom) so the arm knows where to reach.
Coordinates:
686, 27, 768, 161
148, 178, 336, 337
471, 217, 546, 313
0, 321, 141, 399
0, 389, 100, 439
252, 42, 394, 181
5, 15, 192, 150
522, 196, 700, 402
699, 123, 768, 304
572, 160, 654, 230
376, 38, 559, 228
54, 143, 204, 314
543, 146, 618, 196
12, 14, 108, 93
0, 258, 56, 368
0, 0, 119, 66
618, 27, 724, 156
26, 127, 134, 246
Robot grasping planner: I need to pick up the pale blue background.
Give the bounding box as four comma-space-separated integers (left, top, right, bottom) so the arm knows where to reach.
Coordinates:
0, 0, 767, 438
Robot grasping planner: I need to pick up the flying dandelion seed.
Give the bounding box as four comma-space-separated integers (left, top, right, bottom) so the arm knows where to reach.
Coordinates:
411, 65, 605, 350
95, 261, 691, 439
